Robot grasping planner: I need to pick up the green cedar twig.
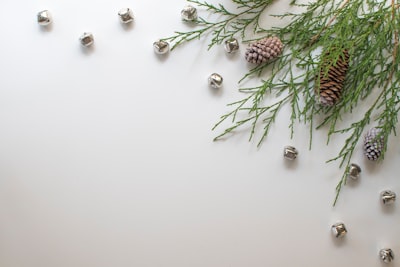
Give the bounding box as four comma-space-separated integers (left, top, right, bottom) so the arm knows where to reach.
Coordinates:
161, 0, 274, 50
162, 0, 400, 205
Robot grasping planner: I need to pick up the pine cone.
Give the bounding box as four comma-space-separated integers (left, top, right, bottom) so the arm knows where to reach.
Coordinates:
364, 127, 385, 161
245, 37, 283, 64
317, 49, 350, 106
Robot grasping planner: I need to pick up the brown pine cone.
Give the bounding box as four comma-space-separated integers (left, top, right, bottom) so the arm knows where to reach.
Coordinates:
245, 37, 283, 64
316, 49, 350, 106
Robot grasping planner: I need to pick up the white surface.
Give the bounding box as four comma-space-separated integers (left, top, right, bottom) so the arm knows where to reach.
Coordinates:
0, 1, 398, 266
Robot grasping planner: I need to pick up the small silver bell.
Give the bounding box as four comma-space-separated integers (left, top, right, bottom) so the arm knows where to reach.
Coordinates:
153, 40, 170, 55
381, 190, 396, 205
208, 73, 223, 89
331, 222, 347, 238
37, 10, 52, 26
224, 38, 239, 54
118, 8, 134, 24
348, 163, 361, 180
283, 146, 298, 160
181, 5, 198, 22
79, 32, 94, 47
380, 248, 394, 263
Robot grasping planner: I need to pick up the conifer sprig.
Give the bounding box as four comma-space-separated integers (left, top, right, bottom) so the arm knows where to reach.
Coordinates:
162, 0, 400, 205
161, 0, 274, 50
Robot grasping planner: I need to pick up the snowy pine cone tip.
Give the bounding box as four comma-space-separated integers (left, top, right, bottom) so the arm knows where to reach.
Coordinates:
364, 127, 385, 161
245, 37, 283, 64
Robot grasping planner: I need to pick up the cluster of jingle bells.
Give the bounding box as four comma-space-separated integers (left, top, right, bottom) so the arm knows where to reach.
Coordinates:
155, 6, 398, 263
37, 5, 233, 89
284, 146, 396, 264
38, 5, 396, 263
37, 8, 135, 47
153, 5, 238, 90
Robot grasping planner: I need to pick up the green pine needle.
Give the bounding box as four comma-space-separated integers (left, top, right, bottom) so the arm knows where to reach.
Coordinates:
162, 0, 400, 205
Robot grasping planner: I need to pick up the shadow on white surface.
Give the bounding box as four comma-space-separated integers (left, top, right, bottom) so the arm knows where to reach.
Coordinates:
363, 157, 383, 174
154, 52, 170, 62
331, 234, 348, 248
283, 157, 299, 170
208, 85, 223, 97
38, 23, 53, 33
80, 43, 95, 55
380, 202, 396, 215
225, 50, 241, 61
346, 175, 361, 189
120, 21, 135, 32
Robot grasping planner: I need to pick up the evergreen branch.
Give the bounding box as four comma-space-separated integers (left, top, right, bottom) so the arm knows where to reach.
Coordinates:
212, 0, 400, 205
332, 71, 399, 205
329, 1, 400, 204
164, 0, 400, 205
309, 0, 350, 46
161, 0, 274, 50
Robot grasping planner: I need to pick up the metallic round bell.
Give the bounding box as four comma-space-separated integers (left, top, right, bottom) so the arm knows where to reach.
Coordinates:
381, 190, 396, 205
379, 248, 394, 263
224, 38, 240, 54
283, 146, 298, 160
153, 40, 170, 55
79, 32, 94, 47
348, 163, 361, 180
181, 5, 198, 22
331, 222, 347, 238
208, 73, 223, 89
118, 8, 134, 23
37, 10, 52, 26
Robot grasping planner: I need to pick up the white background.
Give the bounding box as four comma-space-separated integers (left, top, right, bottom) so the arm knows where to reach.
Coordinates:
0, 0, 398, 266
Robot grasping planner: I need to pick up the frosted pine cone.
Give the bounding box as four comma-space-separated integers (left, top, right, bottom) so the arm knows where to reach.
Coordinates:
245, 37, 283, 64
364, 127, 385, 161
317, 49, 350, 106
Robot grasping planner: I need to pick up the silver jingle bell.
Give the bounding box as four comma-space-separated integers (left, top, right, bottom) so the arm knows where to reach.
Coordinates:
208, 73, 223, 89
348, 163, 361, 180
181, 5, 198, 22
283, 146, 298, 160
380, 248, 394, 263
79, 32, 94, 47
381, 190, 396, 205
118, 8, 134, 24
153, 40, 170, 55
37, 10, 52, 26
331, 222, 347, 238
224, 38, 240, 54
